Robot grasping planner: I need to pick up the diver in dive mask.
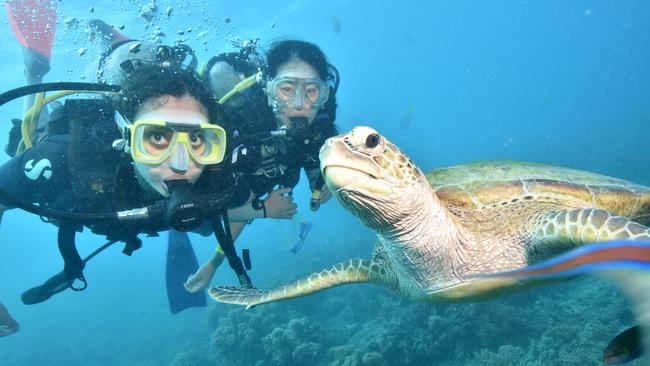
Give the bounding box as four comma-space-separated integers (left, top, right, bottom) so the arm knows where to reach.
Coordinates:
183, 39, 341, 293
0, 64, 252, 304
1, 17, 232, 314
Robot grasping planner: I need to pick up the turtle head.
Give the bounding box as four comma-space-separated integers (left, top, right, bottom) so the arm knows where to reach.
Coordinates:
320, 126, 430, 231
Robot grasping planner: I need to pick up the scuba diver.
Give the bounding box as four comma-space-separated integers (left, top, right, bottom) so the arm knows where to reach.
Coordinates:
4, 6, 214, 313
0, 63, 253, 307
183, 39, 340, 293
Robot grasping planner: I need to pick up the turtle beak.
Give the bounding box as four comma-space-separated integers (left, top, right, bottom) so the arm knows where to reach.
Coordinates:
320, 137, 391, 195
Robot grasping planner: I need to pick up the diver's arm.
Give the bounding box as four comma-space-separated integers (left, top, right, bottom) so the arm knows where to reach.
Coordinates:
226, 191, 262, 222
227, 189, 297, 221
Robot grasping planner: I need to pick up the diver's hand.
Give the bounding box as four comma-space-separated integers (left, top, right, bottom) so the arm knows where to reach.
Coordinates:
0, 303, 19, 337
264, 188, 297, 219
318, 184, 332, 204
184, 253, 224, 293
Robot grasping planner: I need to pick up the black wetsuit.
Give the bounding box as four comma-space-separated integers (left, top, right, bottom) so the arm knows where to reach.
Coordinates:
223, 87, 338, 198
0, 98, 247, 238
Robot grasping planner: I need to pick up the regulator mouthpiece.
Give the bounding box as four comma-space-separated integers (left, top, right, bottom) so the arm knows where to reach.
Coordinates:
165, 179, 206, 232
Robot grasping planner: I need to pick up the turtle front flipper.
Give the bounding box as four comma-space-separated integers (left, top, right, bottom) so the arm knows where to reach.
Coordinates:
530, 208, 650, 261
209, 259, 373, 308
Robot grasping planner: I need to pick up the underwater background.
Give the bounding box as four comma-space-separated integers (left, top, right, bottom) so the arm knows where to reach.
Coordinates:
1, 0, 649, 365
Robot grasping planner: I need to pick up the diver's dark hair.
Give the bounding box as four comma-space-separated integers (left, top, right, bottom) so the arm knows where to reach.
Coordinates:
265, 39, 338, 123
115, 64, 220, 123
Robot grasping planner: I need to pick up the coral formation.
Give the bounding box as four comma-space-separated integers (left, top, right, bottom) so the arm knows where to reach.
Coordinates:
209, 275, 639, 366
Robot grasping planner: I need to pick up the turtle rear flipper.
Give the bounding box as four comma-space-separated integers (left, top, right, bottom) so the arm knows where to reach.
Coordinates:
209, 259, 373, 308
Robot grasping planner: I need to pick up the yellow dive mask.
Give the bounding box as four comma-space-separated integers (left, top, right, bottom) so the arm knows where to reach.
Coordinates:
127, 119, 226, 165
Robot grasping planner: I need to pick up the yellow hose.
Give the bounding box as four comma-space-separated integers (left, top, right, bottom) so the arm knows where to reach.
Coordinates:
16, 90, 115, 155
20, 92, 45, 150
218, 73, 258, 105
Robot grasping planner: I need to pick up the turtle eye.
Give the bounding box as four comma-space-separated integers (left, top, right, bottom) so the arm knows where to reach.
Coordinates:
365, 133, 380, 148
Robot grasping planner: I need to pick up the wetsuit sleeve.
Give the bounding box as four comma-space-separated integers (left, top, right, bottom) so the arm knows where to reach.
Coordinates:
0, 136, 70, 207
227, 177, 252, 209
303, 123, 339, 184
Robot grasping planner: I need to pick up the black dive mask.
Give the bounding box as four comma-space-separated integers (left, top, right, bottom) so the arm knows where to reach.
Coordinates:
165, 180, 206, 232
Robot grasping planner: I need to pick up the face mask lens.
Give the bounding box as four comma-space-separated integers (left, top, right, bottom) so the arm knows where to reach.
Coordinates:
303, 82, 321, 104
140, 125, 175, 157
190, 128, 225, 164
274, 81, 296, 105
270, 77, 329, 108
188, 129, 206, 154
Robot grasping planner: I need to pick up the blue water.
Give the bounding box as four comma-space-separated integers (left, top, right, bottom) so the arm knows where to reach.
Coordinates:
1, 1, 649, 365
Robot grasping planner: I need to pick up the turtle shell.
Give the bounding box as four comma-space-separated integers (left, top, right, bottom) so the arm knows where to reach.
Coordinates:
427, 161, 650, 225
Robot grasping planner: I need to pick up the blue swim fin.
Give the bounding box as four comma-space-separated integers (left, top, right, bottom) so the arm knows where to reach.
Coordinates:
166, 230, 206, 314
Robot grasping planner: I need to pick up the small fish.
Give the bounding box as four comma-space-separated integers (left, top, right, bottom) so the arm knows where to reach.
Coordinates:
604, 326, 641, 364
400, 105, 415, 130
290, 221, 313, 254
331, 15, 341, 34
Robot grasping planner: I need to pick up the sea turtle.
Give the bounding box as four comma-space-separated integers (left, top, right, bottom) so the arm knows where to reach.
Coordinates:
209, 126, 650, 308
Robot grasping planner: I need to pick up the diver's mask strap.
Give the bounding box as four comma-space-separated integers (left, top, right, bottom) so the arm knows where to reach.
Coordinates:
327, 63, 340, 95
209, 212, 252, 288
57, 222, 87, 291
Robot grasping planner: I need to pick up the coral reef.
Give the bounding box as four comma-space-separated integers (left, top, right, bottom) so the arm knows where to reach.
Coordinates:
210, 304, 328, 365
168, 350, 215, 366
209, 276, 639, 366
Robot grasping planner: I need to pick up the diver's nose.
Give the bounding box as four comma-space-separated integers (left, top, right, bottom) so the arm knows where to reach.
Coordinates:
169, 143, 190, 171
292, 91, 304, 110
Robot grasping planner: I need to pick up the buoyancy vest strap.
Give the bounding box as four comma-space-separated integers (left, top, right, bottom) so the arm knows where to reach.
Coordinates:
210, 213, 252, 288
57, 222, 87, 291
22, 239, 117, 305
